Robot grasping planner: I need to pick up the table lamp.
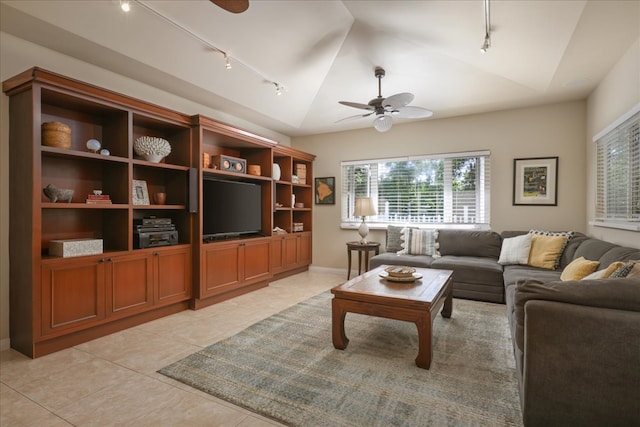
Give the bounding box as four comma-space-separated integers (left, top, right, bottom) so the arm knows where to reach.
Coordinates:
353, 197, 377, 243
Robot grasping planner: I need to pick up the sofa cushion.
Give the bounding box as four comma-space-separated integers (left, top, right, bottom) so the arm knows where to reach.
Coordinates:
597, 246, 640, 267
573, 239, 618, 263
431, 255, 503, 286
560, 257, 600, 281
503, 265, 562, 288
368, 252, 434, 270
437, 230, 502, 259
528, 234, 568, 270
512, 278, 640, 353
398, 228, 439, 256
498, 234, 532, 265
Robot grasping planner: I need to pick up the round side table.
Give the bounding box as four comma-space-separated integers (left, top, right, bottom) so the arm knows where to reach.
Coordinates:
346, 241, 381, 279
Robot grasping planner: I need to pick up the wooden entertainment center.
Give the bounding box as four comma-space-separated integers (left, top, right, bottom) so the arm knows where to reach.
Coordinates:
3, 67, 315, 358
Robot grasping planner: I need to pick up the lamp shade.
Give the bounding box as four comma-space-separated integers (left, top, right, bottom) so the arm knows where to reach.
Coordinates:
373, 114, 393, 132
354, 197, 377, 217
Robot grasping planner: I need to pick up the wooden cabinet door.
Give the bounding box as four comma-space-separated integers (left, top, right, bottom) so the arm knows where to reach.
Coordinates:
283, 234, 299, 269
155, 247, 192, 305
41, 258, 106, 336
201, 242, 241, 297
243, 239, 271, 284
106, 253, 153, 318
299, 232, 312, 266
271, 236, 285, 274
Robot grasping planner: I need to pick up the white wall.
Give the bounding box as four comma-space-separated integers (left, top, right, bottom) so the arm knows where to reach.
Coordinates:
293, 101, 589, 270
586, 38, 640, 248
0, 33, 291, 348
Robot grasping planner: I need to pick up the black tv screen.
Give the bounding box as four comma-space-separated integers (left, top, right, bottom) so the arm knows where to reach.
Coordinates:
202, 178, 262, 238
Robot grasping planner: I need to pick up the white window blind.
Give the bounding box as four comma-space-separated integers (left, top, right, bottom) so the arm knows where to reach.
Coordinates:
594, 104, 640, 230
341, 151, 490, 228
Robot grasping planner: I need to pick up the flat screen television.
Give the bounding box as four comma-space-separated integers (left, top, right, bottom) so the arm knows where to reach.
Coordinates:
202, 178, 262, 239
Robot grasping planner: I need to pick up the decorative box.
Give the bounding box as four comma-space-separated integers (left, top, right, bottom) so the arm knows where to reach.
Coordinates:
49, 238, 103, 258
295, 163, 307, 184
293, 222, 304, 232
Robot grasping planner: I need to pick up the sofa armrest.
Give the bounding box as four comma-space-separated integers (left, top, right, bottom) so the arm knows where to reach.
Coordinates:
513, 278, 640, 353
521, 300, 640, 426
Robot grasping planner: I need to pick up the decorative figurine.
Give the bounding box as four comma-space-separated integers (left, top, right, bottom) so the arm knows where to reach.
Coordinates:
43, 184, 74, 203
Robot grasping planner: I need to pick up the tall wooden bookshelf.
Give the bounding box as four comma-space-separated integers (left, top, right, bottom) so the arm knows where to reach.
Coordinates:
3, 67, 315, 357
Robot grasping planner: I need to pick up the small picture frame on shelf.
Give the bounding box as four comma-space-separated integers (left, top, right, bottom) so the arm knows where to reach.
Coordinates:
315, 177, 335, 205
132, 179, 150, 205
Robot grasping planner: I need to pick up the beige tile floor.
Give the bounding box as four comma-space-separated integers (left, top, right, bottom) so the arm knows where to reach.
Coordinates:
0, 270, 346, 427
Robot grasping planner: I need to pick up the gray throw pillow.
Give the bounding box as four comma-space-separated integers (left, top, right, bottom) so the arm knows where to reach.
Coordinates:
386, 225, 410, 253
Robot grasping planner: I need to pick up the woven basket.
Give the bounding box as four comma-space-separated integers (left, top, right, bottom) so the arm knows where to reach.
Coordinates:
42, 122, 71, 149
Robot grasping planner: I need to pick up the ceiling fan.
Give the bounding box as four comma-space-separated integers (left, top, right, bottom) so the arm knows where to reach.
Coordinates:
210, 0, 249, 14
338, 67, 433, 132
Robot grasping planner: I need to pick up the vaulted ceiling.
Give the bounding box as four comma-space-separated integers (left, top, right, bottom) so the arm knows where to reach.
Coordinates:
1, 0, 638, 136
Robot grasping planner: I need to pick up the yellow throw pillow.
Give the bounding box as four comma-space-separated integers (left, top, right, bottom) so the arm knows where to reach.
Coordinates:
528, 234, 568, 270
600, 261, 626, 279
561, 257, 600, 281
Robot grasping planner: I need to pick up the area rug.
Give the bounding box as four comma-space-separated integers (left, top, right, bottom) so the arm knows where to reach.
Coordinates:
159, 291, 522, 426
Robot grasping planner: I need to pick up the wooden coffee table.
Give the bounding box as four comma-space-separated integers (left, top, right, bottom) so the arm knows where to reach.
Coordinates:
331, 265, 453, 369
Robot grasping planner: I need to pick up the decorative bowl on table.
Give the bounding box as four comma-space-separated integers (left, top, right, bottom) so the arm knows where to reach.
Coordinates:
134, 136, 171, 163
379, 265, 422, 282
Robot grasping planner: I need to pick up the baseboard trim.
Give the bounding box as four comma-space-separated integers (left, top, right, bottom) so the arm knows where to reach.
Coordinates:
0, 338, 10, 352
309, 265, 346, 276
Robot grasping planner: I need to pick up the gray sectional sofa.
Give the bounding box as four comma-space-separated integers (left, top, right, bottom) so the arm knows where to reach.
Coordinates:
369, 228, 640, 426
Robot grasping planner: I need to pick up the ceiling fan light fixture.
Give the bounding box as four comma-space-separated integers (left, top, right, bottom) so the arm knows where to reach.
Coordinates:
373, 115, 393, 132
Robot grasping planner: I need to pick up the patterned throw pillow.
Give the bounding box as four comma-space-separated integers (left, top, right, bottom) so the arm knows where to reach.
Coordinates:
528, 229, 574, 269
609, 260, 639, 278
398, 228, 439, 256
626, 263, 640, 279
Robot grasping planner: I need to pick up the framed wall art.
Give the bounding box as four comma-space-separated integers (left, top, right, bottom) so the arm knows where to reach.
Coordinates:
315, 177, 335, 205
513, 157, 558, 206
132, 179, 150, 205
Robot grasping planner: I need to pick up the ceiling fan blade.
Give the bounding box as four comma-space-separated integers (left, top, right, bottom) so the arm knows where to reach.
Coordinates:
335, 112, 375, 123
393, 106, 434, 119
210, 0, 249, 13
339, 101, 375, 111
382, 92, 414, 110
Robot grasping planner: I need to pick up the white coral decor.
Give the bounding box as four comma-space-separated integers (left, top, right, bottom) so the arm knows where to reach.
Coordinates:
134, 136, 171, 162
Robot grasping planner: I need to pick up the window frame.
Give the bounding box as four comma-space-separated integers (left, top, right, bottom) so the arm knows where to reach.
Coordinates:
340, 150, 491, 230
591, 103, 640, 231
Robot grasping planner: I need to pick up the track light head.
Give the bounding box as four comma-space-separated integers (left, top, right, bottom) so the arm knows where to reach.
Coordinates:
120, 0, 131, 12
480, 0, 491, 53
480, 34, 491, 53
274, 83, 282, 96
224, 54, 232, 69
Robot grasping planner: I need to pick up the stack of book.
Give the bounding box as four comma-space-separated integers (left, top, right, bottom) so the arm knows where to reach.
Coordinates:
86, 194, 112, 204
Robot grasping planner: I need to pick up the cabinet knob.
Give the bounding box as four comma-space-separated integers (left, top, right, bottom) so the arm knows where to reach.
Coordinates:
98, 258, 105, 263
107, 257, 112, 262
153, 252, 159, 256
